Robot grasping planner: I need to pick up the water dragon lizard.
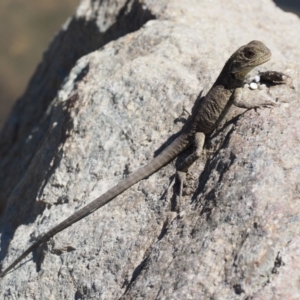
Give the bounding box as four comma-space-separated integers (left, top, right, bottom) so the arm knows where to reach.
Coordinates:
0, 40, 280, 277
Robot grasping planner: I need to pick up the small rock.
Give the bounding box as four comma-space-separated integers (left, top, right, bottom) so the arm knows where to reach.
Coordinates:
249, 82, 258, 90
254, 75, 260, 82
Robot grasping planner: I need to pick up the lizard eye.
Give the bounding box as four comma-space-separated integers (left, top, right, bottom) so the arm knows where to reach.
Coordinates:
244, 49, 256, 58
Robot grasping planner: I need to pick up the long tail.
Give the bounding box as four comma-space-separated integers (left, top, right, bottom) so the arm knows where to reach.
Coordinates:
0, 134, 190, 277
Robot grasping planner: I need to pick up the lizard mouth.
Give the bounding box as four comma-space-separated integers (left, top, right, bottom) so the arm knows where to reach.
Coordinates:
255, 52, 271, 67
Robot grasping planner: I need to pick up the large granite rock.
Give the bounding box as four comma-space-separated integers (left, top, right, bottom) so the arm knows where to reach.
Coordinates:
0, 0, 299, 299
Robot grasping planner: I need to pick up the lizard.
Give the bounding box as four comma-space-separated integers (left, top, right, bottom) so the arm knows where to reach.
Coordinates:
0, 40, 277, 278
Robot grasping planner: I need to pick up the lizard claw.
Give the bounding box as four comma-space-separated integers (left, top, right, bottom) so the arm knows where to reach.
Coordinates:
259, 101, 278, 108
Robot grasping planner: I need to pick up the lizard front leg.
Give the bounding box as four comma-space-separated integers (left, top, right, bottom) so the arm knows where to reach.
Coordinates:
233, 87, 277, 109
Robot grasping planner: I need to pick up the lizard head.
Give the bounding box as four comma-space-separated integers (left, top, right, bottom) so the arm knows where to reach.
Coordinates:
230, 40, 271, 80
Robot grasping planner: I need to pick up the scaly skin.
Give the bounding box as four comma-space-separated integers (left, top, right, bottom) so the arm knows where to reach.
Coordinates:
0, 40, 273, 278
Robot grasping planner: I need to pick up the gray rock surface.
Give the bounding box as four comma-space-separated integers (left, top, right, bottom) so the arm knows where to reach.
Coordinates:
0, 0, 300, 299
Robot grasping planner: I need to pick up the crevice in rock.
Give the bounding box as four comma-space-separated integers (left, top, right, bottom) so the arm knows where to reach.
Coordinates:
121, 256, 150, 297
190, 125, 236, 212
271, 251, 284, 274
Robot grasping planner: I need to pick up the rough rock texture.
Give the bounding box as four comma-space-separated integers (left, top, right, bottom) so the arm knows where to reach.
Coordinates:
0, 0, 300, 299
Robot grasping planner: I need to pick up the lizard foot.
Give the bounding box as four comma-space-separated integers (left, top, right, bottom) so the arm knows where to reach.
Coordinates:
166, 176, 176, 203
176, 171, 186, 211
165, 171, 187, 211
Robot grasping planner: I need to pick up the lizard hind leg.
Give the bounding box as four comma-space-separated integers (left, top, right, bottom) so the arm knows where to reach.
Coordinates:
176, 132, 205, 210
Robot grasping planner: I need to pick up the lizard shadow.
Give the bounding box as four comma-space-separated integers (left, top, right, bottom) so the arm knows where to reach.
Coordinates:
158, 105, 248, 217
121, 109, 249, 295
190, 110, 250, 216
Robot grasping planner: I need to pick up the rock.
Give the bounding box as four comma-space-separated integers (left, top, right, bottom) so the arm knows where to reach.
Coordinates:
0, 0, 300, 299
249, 82, 258, 89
